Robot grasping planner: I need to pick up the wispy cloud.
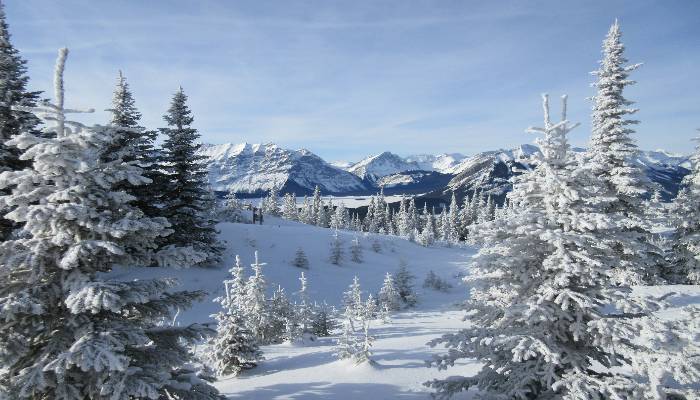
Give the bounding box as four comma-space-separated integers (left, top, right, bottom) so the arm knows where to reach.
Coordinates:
7, 0, 700, 161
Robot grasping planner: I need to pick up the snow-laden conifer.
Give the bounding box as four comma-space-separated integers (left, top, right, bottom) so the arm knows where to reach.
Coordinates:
0, 48, 221, 399
586, 20, 662, 284
0, 2, 40, 241
282, 192, 298, 221
329, 229, 344, 265
292, 246, 310, 269
209, 256, 262, 376
394, 261, 417, 308
378, 272, 401, 312
350, 236, 363, 263
243, 251, 270, 343
427, 94, 694, 399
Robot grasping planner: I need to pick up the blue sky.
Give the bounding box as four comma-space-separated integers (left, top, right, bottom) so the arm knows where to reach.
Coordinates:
6, 0, 700, 162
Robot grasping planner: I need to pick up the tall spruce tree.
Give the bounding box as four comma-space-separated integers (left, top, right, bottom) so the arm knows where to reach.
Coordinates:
105, 71, 168, 227
0, 2, 41, 241
160, 87, 223, 266
587, 20, 662, 284
0, 48, 221, 399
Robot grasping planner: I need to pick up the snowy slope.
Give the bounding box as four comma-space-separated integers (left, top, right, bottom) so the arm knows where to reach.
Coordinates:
347, 152, 422, 183
111, 217, 481, 399
198, 143, 369, 195
110, 217, 700, 400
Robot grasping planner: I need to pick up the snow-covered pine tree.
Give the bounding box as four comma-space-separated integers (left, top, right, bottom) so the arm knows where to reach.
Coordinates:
669, 131, 700, 284
221, 191, 244, 222
350, 235, 363, 263
243, 251, 270, 343
311, 185, 323, 226
311, 301, 339, 337
427, 94, 694, 399
160, 87, 223, 266
394, 261, 417, 307
210, 257, 262, 376
342, 276, 363, 324
331, 201, 348, 230
448, 192, 460, 242
294, 271, 316, 342
0, 3, 41, 241
365, 196, 378, 233
292, 246, 310, 269
282, 192, 298, 221
378, 272, 401, 312
586, 20, 663, 284
336, 276, 375, 364
268, 285, 293, 344
417, 206, 436, 246
329, 229, 344, 265
261, 182, 281, 217
0, 48, 221, 399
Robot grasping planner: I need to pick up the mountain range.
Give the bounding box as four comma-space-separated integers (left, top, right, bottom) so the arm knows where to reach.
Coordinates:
199, 142, 690, 203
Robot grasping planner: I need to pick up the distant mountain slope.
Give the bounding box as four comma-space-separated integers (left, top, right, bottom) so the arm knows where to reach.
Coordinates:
199, 142, 689, 201
404, 153, 467, 174
347, 151, 421, 183
422, 145, 689, 203
198, 143, 369, 196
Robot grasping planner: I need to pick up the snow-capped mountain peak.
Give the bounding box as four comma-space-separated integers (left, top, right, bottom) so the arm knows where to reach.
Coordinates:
198, 142, 368, 195
348, 151, 421, 182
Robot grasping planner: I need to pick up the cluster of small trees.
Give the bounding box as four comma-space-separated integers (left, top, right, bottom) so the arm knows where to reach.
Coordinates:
0, 8, 224, 398
209, 252, 340, 375
272, 185, 500, 247
335, 266, 417, 363
426, 21, 700, 399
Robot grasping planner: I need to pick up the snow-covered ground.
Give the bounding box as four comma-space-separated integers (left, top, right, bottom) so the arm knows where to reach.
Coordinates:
111, 217, 700, 399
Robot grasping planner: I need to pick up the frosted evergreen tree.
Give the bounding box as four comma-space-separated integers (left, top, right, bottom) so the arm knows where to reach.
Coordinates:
227, 255, 247, 309
457, 195, 473, 238
394, 261, 417, 307
294, 272, 316, 342
336, 276, 375, 364
0, 48, 221, 399
365, 196, 378, 233
418, 207, 436, 246
670, 132, 700, 284
268, 285, 293, 344
209, 258, 262, 376
292, 246, 310, 269
375, 188, 388, 232
311, 301, 339, 337
160, 87, 223, 266
378, 272, 401, 312
282, 192, 298, 221
448, 192, 460, 242
342, 276, 363, 323
350, 235, 363, 263
331, 201, 348, 230
221, 191, 243, 222
0, 3, 41, 241
261, 182, 281, 216
586, 20, 662, 284
243, 251, 270, 343
329, 229, 344, 265
427, 94, 694, 399
311, 185, 323, 226
439, 209, 450, 242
